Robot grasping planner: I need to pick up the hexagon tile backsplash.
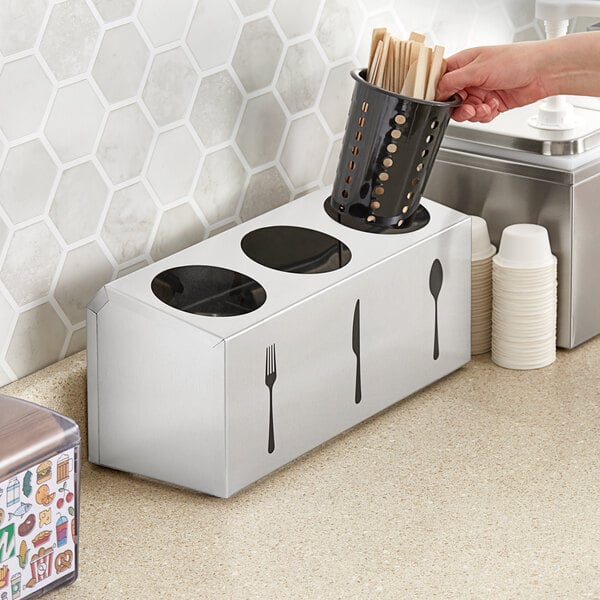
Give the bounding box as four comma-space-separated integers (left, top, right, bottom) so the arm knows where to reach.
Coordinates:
0, 0, 582, 383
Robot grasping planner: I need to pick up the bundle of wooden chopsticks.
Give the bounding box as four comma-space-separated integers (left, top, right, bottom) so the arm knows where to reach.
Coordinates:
367, 29, 446, 101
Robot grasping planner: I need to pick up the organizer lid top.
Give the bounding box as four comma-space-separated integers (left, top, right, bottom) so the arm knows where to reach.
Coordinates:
0, 393, 80, 481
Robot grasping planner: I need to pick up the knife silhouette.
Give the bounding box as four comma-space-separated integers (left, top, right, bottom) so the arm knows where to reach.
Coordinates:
352, 299, 361, 404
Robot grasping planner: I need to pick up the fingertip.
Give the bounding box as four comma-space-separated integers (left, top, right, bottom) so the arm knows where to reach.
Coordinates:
474, 103, 492, 120
452, 104, 476, 122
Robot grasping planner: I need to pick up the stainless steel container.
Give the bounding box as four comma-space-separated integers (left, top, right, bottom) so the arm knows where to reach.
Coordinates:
426, 100, 600, 348
87, 189, 471, 498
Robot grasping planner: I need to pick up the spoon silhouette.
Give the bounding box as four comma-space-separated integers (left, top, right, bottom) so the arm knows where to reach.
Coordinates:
429, 259, 443, 360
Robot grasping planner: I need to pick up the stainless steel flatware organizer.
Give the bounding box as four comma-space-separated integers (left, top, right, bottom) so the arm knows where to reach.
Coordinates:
87, 69, 470, 498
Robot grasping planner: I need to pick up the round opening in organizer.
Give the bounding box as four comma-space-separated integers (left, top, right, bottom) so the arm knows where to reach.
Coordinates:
151, 265, 266, 316
241, 226, 351, 274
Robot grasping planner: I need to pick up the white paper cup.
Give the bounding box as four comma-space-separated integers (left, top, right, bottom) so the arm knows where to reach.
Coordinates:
471, 216, 496, 261
494, 224, 555, 269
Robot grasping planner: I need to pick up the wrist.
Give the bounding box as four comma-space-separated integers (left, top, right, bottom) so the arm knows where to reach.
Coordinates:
542, 32, 600, 96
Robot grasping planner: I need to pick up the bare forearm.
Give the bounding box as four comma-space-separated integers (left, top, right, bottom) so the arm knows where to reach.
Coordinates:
543, 31, 600, 96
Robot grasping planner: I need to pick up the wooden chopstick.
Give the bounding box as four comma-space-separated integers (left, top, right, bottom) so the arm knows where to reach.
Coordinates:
425, 45, 445, 101
367, 29, 446, 101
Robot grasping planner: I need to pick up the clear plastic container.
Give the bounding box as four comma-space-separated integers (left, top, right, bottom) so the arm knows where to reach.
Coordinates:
0, 393, 80, 598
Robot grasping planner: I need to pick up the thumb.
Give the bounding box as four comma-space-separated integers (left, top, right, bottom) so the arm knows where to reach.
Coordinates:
436, 67, 474, 101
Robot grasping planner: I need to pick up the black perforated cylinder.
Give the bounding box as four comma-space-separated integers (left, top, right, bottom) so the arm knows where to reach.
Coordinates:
326, 69, 461, 233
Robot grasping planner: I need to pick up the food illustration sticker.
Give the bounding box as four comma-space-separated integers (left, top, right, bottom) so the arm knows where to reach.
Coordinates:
0, 448, 76, 598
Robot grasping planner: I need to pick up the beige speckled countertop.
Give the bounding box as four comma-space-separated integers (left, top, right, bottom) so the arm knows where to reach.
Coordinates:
2, 341, 599, 600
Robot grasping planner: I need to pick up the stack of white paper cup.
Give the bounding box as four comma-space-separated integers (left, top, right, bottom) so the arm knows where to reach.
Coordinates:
471, 216, 496, 354
492, 224, 557, 370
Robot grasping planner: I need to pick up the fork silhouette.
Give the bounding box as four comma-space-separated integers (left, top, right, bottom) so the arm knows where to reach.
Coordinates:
265, 343, 277, 454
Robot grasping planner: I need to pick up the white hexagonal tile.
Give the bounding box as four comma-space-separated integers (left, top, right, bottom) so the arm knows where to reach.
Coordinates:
66, 325, 87, 355
0, 290, 15, 357
142, 47, 198, 127
0, 222, 62, 306
146, 126, 202, 205
469, 3, 516, 48
55, 242, 114, 325
150, 203, 206, 261
189, 70, 242, 148
293, 185, 319, 199
431, 0, 477, 52
0, 365, 12, 386
6, 303, 68, 378
316, 0, 365, 62
391, 0, 437, 39
91, 0, 136, 22
503, 0, 535, 29
92, 24, 150, 103
0, 0, 47, 56
362, 0, 394, 12
194, 147, 247, 224
117, 259, 149, 278
280, 114, 328, 188
319, 61, 355, 134
273, 0, 321, 38
232, 17, 283, 93
239, 167, 290, 221
50, 162, 109, 244
236, 93, 286, 168
101, 182, 157, 263
277, 40, 325, 114
209, 222, 237, 237
234, 0, 270, 15
39, 0, 100, 81
0, 140, 57, 225
97, 103, 153, 184
187, 0, 240, 71
322, 137, 342, 185
0, 56, 52, 141
513, 26, 542, 43
45, 80, 105, 162
0, 215, 9, 253
138, 0, 196, 47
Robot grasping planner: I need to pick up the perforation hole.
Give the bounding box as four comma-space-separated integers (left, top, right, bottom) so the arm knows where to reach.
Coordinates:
371, 200, 381, 209
430, 120, 439, 129
407, 192, 414, 200
397, 219, 404, 227
416, 163, 423, 172
345, 175, 352, 184
374, 186, 385, 195
362, 101, 369, 112
394, 114, 407, 125
367, 215, 376, 223
390, 129, 401, 139
383, 157, 393, 168
342, 190, 349, 198
379, 172, 389, 182
348, 160, 355, 170
412, 177, 420, 185
421, 149, 429, 158
358, 117, 366, 127
355, 131, 363, 141
402, 206, 409, 214
351, 146, 359, 155
426, 135, 433, 143
386, 143, 397, 153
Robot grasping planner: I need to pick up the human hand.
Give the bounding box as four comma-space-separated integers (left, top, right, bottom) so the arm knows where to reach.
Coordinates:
435, 42, 550, 122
